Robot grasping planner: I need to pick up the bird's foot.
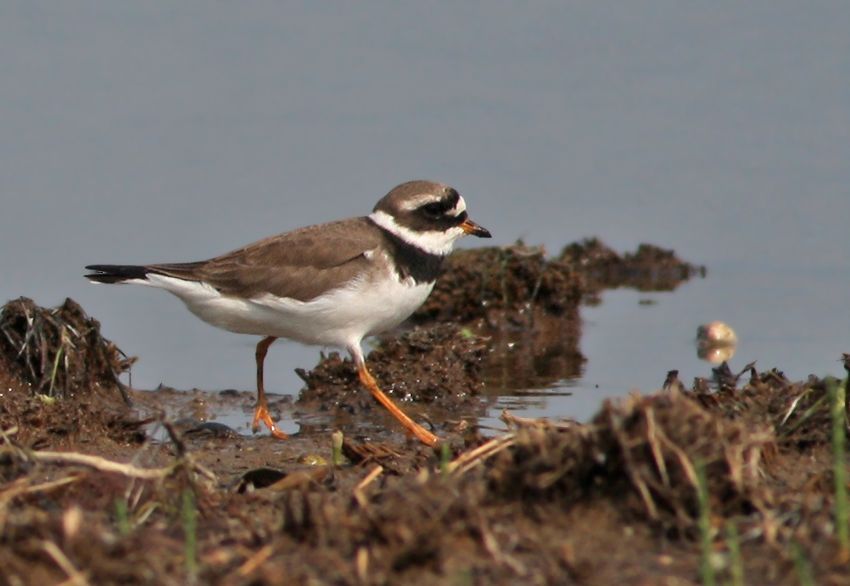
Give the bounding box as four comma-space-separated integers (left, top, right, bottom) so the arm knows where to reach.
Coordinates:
251, 403, 288, 439
357, 366, 440, 447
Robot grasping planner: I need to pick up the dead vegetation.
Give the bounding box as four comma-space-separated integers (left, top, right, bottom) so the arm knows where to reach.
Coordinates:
414, 240, 701, 325
0, 298, 140, 447
0, 297, 132, 401
558, 238, 704, 298
413, 242, 585, 325
690, 363, 849, 448
6, 241, 850, 585
2, 368, 844, 585
1, 354, 849, 584
488, 392, 774, 535
410, 240, 699, 395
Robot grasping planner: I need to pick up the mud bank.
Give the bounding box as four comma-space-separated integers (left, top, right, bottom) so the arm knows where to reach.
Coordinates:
22, 241, 846, 585
2, 359, 849, 585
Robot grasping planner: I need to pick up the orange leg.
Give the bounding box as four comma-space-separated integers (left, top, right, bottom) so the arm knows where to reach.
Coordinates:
356, 363, 439, 447
252, 336, 288, 439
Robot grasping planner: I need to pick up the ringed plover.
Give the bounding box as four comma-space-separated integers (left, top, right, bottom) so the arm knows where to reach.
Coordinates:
85, 180, 491, 446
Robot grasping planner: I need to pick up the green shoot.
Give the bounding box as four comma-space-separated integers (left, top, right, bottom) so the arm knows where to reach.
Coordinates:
828, 377, 848, 552
114, 498, 131, 537
791, 541, 814, 586
440, 442, 452, 477
695, 460, 715, 586
331, 430, 345, 467
724, 521, 743, 586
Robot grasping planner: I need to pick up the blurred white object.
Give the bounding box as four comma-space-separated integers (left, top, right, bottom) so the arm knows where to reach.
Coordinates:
696, 321, 737, 364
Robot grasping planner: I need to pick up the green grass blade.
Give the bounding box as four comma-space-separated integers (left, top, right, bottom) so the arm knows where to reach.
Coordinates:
724, 521, 744, 586
828, 378, 848, 551
696, 459, 715, 586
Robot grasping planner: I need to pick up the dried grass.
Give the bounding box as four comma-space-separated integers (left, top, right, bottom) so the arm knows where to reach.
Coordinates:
487, 392, 775, 533
0, 297, 133, 400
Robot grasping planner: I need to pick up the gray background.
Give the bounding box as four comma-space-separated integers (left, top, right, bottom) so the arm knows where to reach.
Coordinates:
2, 2, 848, 433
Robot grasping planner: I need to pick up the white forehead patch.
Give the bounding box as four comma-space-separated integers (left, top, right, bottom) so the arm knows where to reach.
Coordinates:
451, 196, 467, 216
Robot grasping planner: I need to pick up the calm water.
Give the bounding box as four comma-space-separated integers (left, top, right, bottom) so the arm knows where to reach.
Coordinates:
2, 3, 849, 435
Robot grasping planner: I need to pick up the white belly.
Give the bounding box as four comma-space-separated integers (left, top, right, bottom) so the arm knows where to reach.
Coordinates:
143, 272, 434, 350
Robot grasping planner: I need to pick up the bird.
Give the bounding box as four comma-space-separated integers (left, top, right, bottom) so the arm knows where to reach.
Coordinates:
85, 180, 491, 447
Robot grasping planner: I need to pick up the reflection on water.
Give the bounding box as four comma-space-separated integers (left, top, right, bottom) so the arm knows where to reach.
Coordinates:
697, 344, 737, 365
480, 311, 583, 394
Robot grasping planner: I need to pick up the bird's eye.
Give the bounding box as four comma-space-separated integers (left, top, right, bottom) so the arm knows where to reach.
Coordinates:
421, 202, 444, 217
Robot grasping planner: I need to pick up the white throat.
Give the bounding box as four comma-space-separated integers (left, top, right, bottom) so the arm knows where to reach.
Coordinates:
368, 210, 465, 256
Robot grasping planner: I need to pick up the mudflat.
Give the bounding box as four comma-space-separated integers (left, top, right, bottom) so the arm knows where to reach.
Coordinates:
2, 242, 846, 585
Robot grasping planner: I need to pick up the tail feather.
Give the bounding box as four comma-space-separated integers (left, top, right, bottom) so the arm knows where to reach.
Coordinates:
85, 264, 150, 284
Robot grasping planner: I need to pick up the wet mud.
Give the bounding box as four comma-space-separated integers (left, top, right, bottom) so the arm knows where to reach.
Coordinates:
4, 240, 848, 585
297, 324, 488, 411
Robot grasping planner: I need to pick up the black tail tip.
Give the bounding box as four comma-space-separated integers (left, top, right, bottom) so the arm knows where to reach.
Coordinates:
85, 264, 149, 284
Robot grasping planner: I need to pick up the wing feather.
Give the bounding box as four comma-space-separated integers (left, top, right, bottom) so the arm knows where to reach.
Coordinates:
148, 217, 383, 302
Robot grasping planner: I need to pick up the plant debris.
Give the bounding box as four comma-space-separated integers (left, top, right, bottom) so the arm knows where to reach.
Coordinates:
0, 298, 140, 446
1, 364, 849, 584
5, 241, 849, 585
559, 238, 704, 299
0, 297, 133, 401
413, 242, 585, 324
487, 391, 774, 533
408, 239, 699, 394
689, 364, 850, 449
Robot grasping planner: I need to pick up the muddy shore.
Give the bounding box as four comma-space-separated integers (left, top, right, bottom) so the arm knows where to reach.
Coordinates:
2, 242, 848, 585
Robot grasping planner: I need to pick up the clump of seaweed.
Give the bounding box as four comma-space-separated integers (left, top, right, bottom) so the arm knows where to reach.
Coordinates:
413, 243, 585, 325
558, 238, 704, 296
689, 365, 849, 448
487, 392, 774, 534
0, 298, 142, 445
0, 297, 133, 401
414, 239, 701, 326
